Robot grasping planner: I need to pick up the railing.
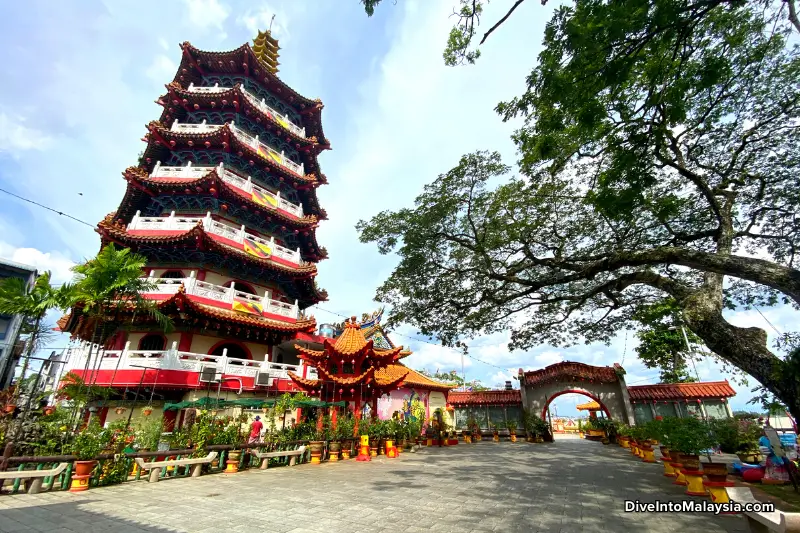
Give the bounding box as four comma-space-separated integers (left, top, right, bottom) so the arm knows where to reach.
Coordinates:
186, 82, 227, 94
144, 275, 299, 320
240, 88, 306, 138
170, 119, 222, 134
127, 211, 303, 265
65, 341, 318, 381
186, 83, 306, 138
229, 124, 305, 176
149, 162, 304, 218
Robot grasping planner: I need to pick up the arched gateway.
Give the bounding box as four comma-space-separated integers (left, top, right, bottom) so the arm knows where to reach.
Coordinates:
518, 362, 635, 425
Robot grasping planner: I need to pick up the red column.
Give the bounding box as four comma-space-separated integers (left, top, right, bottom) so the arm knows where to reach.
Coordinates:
112, 331, 128, 350
178, 332, 193, 352
195, 269, 206, 281
163, 410, 177, 432
98, 407, 109, 427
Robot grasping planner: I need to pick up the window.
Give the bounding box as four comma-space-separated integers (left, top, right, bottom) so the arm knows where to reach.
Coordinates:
703, 400, 729, 419
470, 407, 488, 429
488, 406, 505, 428
505, 406, 521, 426
455, 408, 469, 429
655, 402, 678, 418
210, 342, 250, 361
160, 270, 184, 279
138, 334, 166, 351
633, 403, 653, 425
684, 402, 703, 418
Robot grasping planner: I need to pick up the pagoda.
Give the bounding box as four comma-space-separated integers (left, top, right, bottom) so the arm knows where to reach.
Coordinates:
288, 317, 409, 414
59, 31, 331, 404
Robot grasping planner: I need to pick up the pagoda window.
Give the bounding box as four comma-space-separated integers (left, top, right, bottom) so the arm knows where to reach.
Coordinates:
138, 334, 167, 352
343, 363, 354, 375
160, 270, 185, 279
210, 341, 251, 362
361, 361, 370, 374
201, 75, 301, 123
330, 364, 338, 375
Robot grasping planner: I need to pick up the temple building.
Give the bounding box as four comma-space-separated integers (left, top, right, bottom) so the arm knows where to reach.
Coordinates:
58, 31, 332, 425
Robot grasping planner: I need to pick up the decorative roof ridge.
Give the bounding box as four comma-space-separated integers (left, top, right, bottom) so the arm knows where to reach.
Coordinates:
164, 83, 321, 148
627, 380, 732, 389
123, 168, 320, 228
99, 221, 319, 277
146, 122, 319, 185
180, 41, 318, 109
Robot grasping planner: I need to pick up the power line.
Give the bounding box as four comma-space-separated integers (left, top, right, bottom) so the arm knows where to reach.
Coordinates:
754, 306, 782, 335
0, 187, 95, 228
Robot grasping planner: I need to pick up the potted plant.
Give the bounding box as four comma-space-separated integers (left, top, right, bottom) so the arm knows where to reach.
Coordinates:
578, 419, 584, 439
491, 422, 500, 442
337, 414, 355, 459
528, 414, 547, 443
309, 410, 327, 464
142, 405, 154, 417
616, 424, 631, 448
506, 420, 518, 443
42, 405, 56, 416
367, 418, 382, 456
68, 422, 103, 492
115, 406, 126, 415
669, 417, 716, 470
0, 386, 17, 414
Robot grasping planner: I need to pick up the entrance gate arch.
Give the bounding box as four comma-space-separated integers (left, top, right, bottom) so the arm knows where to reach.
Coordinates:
518, 362, 635, 425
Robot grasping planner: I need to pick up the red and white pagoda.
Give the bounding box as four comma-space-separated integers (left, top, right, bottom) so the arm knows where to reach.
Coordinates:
59, 31, 331, 418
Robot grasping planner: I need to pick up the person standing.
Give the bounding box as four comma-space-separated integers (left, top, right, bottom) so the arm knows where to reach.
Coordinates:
249, 416, 263, 444
759, 429, 790, 484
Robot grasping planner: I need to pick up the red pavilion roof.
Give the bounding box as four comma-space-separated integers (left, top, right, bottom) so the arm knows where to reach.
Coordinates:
627, 381, 736, 401
449, 390, 521, 406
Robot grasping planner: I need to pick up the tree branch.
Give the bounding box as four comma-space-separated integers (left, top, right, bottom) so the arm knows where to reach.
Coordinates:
479, 0, 526, 45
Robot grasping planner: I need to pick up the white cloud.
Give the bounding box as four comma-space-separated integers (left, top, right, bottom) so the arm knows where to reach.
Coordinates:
0, 112, 53, 154
146, 54, 178, 86
236, 4, 292, 45
533, 351, 564, 367
0, 241, 76, 284
182, 0, 230, 32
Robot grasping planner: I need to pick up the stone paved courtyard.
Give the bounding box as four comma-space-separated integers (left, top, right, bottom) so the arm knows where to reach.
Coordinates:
0, 436, 750, 533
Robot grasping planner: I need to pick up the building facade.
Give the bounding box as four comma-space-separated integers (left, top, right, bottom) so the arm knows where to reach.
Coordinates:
59, 32, 331, 408
0, 258, 37, 388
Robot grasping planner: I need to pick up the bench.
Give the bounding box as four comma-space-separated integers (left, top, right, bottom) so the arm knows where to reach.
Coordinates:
134, 452, 218, 483
253, 446, 307, 469
726, 487, 800, 533
0, 463, 69, 494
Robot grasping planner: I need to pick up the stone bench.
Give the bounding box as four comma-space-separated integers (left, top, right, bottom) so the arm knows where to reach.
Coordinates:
726, 487, 800, 533
134, 452, 218, 483
253, 446, 307, 469
0, 463, 69, 494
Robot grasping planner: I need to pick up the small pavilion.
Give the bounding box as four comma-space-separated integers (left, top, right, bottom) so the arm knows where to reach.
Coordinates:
576, 400, 604, 419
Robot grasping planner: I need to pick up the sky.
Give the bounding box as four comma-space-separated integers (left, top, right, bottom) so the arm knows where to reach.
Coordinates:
0, 0, 796, 417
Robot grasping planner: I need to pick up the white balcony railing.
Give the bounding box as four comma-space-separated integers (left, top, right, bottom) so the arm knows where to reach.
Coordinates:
149, 161, 304, 218
240, 89, 306, 138
186, 82, 227, 94
229, 124, 304, 176
167, 120, 305, 176
127, 211, 303, 265
143, 274, 300, 320
186, 83, 306, 138
65, 341, 319, 382
170, 119, 222, 134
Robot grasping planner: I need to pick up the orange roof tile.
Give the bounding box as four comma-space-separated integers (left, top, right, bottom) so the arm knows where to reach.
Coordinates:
627, 381, 736, 401
449, 390, 521, 406
287, 371, 320, 389
329, 317, 369, 355
373, 364, 455, 392
521, 362, 623, 386
576, 401, 601, 411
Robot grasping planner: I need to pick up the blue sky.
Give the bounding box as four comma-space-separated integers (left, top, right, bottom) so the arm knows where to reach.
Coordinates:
0, 0, 796, 417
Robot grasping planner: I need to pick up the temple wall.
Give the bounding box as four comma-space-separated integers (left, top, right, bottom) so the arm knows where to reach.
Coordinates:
523, 381, 633, 424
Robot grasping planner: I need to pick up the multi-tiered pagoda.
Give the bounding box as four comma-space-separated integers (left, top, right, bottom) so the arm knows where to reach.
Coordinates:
60, 31, 331, 414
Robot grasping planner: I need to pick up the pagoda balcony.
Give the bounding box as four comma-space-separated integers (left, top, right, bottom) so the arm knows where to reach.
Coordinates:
64, 341, 319, 391
169, 119, 305, 176
150, 161, 304, 218
142, 274, 300, 321
127, 211, 304, 266
186, 82, 307, 139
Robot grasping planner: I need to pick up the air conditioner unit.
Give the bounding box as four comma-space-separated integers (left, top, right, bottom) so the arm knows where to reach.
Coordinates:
199, 366, 219, 383
255, 371, 271, 387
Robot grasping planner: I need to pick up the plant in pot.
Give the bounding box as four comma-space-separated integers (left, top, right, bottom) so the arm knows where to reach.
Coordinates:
734, 418, 763, 465
367, 418, 382, 456
616, 424, 630, 447
0, 386, 17, 415
337, 414, 355, 459
506, 419, 518, 442
67, 421, 103, 492
530, 415, 547, 443
669, 417, 716, 470
213, 417, 243, 472
578, 419, 584, 439
308, 410, 328, 464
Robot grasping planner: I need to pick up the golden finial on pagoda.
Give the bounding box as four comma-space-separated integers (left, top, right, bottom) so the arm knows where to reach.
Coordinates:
252, 16, 280, 75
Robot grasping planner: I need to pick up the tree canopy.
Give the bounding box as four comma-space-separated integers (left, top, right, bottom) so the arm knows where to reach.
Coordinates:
357, 1, 800, 420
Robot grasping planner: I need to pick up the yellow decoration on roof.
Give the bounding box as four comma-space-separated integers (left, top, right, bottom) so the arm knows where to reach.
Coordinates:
253, 29, 280, 75
576, 400, 601, 411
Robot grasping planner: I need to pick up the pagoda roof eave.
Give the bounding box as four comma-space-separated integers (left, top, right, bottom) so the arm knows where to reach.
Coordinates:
121, 169, 327, 260
97, 217, 318, 278
287, 371, 321, 390
315, 365, 375, 386
144, 122, 319, 187
174, 42, 330, 146
161, 83, 327, 152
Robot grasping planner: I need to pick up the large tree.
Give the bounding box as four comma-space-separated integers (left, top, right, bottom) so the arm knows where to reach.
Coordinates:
357, 2, 800, 419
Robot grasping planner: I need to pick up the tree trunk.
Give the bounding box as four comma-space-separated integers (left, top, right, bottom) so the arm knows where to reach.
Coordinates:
13, 315, 41, 402
681, 294, 800, 424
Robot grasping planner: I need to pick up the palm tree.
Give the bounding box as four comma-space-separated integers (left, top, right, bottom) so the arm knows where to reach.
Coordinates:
67, 245, 172, 396
0, 271, 74, 396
